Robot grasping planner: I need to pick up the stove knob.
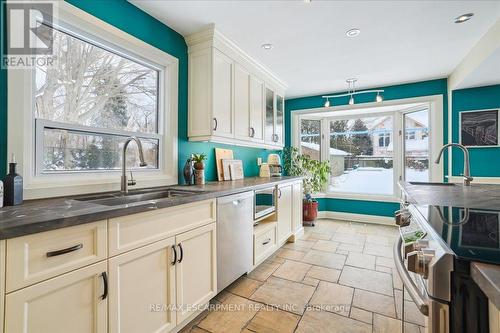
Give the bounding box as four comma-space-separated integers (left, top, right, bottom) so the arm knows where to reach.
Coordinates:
395, 210, 411, 227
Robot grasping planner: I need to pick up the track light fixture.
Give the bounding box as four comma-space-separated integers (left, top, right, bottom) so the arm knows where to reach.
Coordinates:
322, 79, 384, 106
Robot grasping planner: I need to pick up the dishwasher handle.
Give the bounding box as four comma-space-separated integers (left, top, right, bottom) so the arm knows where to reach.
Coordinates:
393, 238, 429, 316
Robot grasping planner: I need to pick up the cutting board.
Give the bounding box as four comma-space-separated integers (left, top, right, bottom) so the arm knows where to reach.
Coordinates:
215, 148, 234, 181
229, 161, 244, 180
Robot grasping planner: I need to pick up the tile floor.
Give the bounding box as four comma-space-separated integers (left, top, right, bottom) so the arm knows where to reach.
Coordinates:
181, 219, 426, 333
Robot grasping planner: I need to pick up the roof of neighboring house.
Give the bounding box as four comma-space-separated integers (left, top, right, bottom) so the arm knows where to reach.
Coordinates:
300, 142, 349, 156
387, 137, 429, 151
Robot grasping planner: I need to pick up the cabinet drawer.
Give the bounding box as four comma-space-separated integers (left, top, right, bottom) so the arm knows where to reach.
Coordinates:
254, 224, 277, 265
109, 199, 216, 256
6, 221, 107, 292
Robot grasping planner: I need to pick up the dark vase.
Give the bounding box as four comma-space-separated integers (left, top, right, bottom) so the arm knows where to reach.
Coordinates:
183, 159, 194, 185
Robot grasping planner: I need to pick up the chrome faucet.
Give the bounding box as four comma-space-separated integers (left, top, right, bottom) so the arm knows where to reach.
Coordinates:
435, 143, 473, 186
121, 137, 147, 193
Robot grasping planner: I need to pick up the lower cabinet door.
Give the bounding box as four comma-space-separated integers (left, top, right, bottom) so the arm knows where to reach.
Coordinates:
109, 237, 176, 333
5, 261, 108, 333
292, 182, 303, 232
175, 223, 217, 324
277, 184, 293, 244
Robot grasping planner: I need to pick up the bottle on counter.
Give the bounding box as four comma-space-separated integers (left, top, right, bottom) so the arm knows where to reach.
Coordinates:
3, 154, 23, 206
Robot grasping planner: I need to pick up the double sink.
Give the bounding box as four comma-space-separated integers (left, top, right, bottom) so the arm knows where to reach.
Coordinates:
75, 188, 201, 206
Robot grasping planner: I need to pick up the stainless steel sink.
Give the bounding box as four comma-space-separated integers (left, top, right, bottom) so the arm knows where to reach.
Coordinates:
75, 189, 200, 206
409, 181, 456, 187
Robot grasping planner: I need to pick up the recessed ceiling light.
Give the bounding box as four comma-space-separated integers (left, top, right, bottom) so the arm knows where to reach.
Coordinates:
345, 28, 361, 37
261, 43, 273, 50
454, 13, 474, 23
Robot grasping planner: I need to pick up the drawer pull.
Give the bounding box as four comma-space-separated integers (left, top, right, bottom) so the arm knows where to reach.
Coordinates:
262, 238, 271, 245
100, 272, 108, 300
171, 245, 177, 265
46, 243, 83, 257
177, 243, 184, 263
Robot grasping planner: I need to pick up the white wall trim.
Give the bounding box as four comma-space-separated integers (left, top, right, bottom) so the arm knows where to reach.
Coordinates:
7, 1, 179, 199
314, 192, 399, 203
317, 211, 395, 226
448, 176, 500, 184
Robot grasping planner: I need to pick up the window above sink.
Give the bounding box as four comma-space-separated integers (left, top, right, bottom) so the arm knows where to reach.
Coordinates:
7, 2, 179, 199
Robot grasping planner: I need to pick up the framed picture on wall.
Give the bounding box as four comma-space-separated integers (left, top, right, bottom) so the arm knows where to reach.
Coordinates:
460, 109, 499, 147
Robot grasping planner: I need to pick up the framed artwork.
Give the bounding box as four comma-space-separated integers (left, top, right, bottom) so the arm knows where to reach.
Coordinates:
460, 109, 499, 147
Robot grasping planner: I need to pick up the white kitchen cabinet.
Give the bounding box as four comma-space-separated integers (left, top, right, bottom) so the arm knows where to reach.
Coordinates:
0, 240, 5, 333
277, 184, 293, 245
249, 75, 265, 142
265, 87, 285, 145
5, 261, 108, 333
108, 238, 176, 333
234, 63, 251, 140
175, 223, 217, 324
292, 181, 303, 233
490, 301, 500, 333
212, 48, 234, 138
187, 27, 286, 149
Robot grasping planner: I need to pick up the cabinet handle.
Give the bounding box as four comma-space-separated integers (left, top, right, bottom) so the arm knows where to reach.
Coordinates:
262, 238, 271, 245
100, 272, 108, 300
46, 243, 83, 257
213, 117, 218, 131
249, 127, 255, 138
278, 189, 282, 198
177, 243, 184, 263
171, 245, 177, 265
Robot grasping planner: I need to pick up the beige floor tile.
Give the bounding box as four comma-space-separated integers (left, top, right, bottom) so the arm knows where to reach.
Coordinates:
272, 260, 312, 282
331, 232, 366, 245
352, 289, 397, 318
373, 313, 402, 333
404, 300, 426, 326
304, 232, 333, 241
376, 256, 395, 268
336, 225, 360, 234
404, 322, 422, 333
250, 277, 316, 315
245, 308, 301, 333
366, 234, 394, 246
337, 242, 365, 253
312, 240, 340, 252
186, 327, 210, 333
364, 244, 393, 258
197, 294, 260, 333
283, 239, 316, 252
376, 265, 392, 274
395, 289, 403, 319
350, 307, 373, 324
306, 265, 341, 283
309, 281, 354, 316
295, 309, 372, 333
339, 266, 394, 296
275, 248, 307, 260
393, 268, 403, 289
247, 260, 281, 282
301, 249, 346, 269
345, 252, 376, 270
227, 276, 263, 298
301, 276, 320, 287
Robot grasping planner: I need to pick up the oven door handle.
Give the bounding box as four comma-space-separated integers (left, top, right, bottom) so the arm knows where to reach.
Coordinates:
394, 238, 429, 316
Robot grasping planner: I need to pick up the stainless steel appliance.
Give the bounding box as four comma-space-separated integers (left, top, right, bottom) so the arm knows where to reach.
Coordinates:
267, 154, 282, 177
394, 195, 496, 333
216, 191, 254, 292
254, 186, 276, 221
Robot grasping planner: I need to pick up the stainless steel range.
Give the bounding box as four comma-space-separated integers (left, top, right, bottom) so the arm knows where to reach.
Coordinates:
394, 195, 497, 332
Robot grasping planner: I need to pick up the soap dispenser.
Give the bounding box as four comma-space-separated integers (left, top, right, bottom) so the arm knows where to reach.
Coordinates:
3, 154, 23, 206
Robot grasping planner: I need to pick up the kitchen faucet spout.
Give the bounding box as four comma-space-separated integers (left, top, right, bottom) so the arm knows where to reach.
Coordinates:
121, 137, 147, 193
435, 143, 473, 186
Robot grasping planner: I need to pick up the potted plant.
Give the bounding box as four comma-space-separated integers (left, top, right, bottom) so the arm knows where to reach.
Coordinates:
192, 153, 207, 185
282, 147, 331, 225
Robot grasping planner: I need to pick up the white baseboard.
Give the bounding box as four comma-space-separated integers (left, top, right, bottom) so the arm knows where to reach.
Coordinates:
317, 211, 395, 226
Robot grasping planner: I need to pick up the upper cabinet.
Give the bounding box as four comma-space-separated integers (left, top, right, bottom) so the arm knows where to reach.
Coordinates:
187, 27, 287, 149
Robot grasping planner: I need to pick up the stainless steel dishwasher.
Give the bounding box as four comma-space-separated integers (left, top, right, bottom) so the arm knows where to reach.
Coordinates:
216, 191, 254, 292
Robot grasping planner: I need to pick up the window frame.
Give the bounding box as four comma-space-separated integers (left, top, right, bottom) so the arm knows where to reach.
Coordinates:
7, 2, 179, 199
290, 95, 444, 202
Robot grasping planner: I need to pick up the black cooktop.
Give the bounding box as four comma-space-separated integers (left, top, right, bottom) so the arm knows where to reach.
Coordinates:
414, 204, 500, 265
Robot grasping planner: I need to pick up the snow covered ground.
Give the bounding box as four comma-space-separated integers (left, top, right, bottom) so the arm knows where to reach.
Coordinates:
329, 167, 428, 195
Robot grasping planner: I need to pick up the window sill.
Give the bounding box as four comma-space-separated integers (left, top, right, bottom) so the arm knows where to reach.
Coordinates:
313, 192, 400, 203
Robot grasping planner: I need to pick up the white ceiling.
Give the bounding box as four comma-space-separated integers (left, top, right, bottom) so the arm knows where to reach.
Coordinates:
455, 47, 500, 89
130, 0, 500, 98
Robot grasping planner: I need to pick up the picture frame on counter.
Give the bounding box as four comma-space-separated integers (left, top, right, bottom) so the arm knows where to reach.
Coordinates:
459, 109, 499, 147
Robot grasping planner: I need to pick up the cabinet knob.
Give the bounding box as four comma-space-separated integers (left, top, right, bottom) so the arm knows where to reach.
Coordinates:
213, 117, 218, 131
249, 127, 255, 138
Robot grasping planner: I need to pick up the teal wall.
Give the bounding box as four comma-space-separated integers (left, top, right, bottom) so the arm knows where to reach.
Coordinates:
286, 79, 449, 217
451, 84, 500, 177
0, 0, 272, 182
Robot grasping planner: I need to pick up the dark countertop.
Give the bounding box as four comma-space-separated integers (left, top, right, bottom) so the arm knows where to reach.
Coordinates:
0, 176, 302, 240
471, 262, 500, 310
399, 181, 500, 209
